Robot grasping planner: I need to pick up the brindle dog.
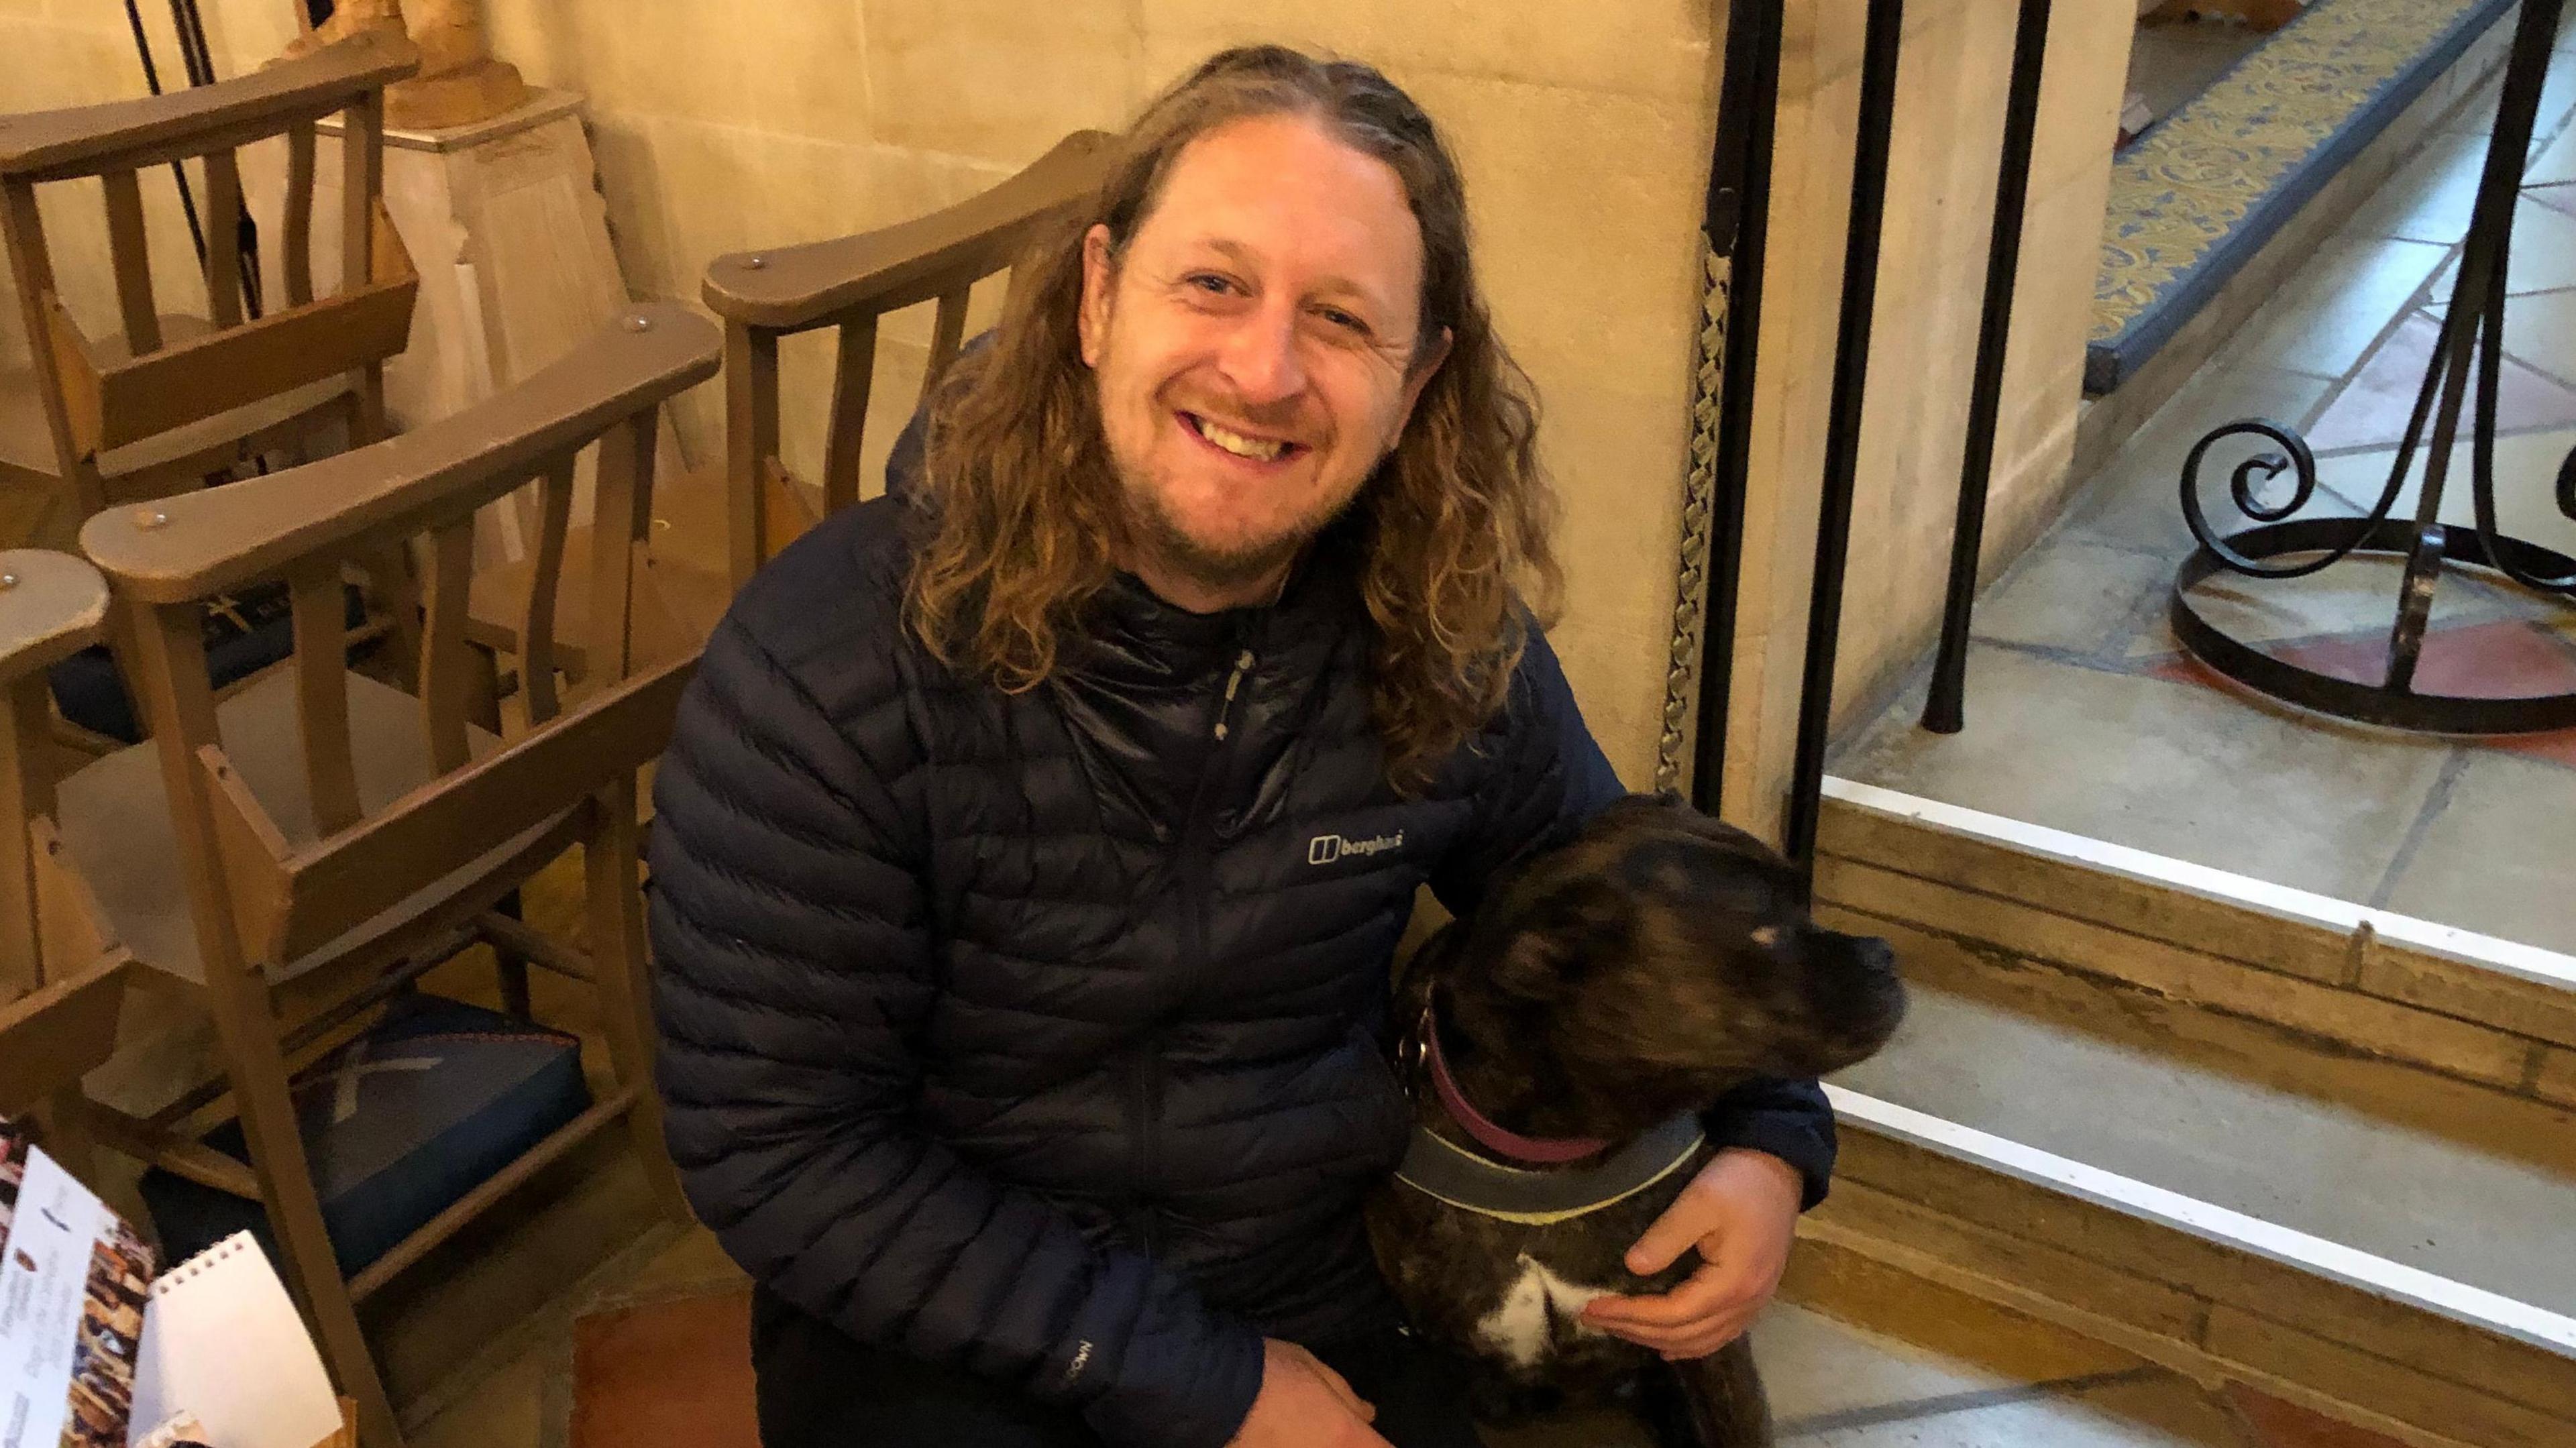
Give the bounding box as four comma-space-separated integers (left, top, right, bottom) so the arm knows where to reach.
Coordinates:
1367, 794, 1907, 1446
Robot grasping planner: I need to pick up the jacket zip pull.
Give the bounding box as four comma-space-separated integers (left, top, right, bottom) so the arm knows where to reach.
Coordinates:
1213, 649, 1256, 740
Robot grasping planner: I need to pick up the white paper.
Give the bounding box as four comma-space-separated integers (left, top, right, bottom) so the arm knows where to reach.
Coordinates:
0, 1146, 109, 1448
128, 1236, 338, 1448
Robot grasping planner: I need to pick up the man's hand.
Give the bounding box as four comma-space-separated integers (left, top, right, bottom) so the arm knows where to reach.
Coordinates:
1224, 1338, 1392, 1448
1580, 1148, 1803, 1360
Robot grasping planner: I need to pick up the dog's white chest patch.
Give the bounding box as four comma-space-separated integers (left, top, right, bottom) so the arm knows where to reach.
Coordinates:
1474, 1253, 1614, 1368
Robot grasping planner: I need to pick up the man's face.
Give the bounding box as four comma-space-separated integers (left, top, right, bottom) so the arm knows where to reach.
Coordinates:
1079, 113, 1447, 609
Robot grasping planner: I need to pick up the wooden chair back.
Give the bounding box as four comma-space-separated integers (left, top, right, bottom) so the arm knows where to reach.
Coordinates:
74, 304, 718, 988
0, 30, 422, 517
697, 129, 1116, 588
0, 547, 109, 998
0, 547, 124, 1172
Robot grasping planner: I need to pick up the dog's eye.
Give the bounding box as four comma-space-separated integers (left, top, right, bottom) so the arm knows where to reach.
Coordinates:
1750, 926, 1781, 949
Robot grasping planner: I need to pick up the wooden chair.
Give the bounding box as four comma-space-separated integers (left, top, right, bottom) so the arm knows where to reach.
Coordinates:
681, 128, 1116, 592
43, 303, 717, 1448
0, 547, 129, 1180
0, 30, 423, 551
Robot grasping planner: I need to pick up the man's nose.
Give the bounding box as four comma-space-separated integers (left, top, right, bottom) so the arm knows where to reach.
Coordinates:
1215, 300, 1307, 408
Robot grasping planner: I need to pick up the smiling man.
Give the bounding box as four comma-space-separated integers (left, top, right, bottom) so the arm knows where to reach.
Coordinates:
647, 46, 1835, 1448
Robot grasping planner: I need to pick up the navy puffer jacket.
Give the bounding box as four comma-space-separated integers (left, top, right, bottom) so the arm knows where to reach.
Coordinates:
647, 496, 1834, 1448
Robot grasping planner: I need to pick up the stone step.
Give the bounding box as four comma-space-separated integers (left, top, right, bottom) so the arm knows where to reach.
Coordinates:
1797, 777, 2576, 1447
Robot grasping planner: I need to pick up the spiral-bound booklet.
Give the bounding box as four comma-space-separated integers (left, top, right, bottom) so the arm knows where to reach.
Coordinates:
127, 1235, 338, 1448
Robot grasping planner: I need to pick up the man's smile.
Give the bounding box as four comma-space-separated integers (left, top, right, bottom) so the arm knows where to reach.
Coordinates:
1177, 409, 1309, 466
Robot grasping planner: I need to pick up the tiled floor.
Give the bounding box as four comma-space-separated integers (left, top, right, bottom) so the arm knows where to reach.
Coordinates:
1842, 17, 2576, 958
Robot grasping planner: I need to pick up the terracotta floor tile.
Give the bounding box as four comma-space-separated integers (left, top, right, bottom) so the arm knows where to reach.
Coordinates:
2306, 313, 2576, 452
2263, 617, 2576, 700
2222, 1386, 2413, 1448
571, 1290, 759, 1448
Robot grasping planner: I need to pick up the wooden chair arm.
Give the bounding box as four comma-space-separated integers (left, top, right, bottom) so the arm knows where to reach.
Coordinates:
79, 304, 720, 605
0, 30, 419, 182
700, 130, 1116, 331
0, 951, 127, 1120
0, 549, 109, 683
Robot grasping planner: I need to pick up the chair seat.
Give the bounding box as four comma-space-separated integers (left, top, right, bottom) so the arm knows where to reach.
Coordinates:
55, 665, 565, 987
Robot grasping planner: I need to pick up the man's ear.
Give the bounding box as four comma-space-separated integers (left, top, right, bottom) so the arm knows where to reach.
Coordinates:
1078, 224, 1116, 368
1394, 325, 1454, 434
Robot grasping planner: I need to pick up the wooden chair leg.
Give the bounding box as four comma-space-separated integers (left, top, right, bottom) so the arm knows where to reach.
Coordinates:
33, 1084, 99, 1184
207, 997, 407, 1448
491, 891, 533, 1021
584, 782, 691, 1225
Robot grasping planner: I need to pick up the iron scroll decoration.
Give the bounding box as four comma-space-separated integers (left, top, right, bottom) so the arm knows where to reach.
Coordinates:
2172, 0, 2576, 735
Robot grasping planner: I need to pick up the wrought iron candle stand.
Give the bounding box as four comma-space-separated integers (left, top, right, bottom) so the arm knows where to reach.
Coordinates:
2172, 0, 2576, 734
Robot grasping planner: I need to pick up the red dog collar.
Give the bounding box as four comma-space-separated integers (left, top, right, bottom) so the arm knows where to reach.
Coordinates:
1421, 1001, 1611, 1166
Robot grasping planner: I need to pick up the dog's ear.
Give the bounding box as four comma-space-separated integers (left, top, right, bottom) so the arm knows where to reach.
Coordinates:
1485, 876, 1631, 1004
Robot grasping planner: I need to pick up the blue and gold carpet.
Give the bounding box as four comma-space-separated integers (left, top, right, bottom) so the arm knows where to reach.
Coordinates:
2090, 0, 2516, 394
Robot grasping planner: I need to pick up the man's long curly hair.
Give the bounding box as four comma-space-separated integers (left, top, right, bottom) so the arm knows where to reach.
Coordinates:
903, 46, 1561, 791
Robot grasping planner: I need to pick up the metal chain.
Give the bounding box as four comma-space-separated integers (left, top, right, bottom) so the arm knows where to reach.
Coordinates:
1652, 241, 1735, 795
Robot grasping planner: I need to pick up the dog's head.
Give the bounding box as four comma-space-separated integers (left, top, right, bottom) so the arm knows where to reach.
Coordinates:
1441, 794, 1905, 1141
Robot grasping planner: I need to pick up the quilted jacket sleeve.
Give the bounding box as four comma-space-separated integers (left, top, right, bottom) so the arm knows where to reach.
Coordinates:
649, 615, 1264, 1448
1424, 627, 1839, 1209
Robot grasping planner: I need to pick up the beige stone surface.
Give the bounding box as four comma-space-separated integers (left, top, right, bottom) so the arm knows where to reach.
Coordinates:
1719, 0, 2132, 838
1815, 799, 2360, 986
1812, 1178, 2211, 1341
1821, 871, 2533, 1089
2535, 1048, 2576, 1109
1847, 908, 2576, 1180
2202, 1307, 2576, 1448
2359, 934, 2576, 1051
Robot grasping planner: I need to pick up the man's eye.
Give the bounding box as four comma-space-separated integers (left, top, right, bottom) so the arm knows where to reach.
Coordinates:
1318, 307, 1368, 334
1185, 274, 1234, 296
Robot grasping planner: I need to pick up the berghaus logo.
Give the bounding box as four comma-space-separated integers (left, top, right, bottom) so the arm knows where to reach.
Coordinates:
1308, 830, 1403, 865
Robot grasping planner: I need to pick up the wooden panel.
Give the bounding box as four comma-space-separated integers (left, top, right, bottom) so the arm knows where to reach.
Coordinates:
85, 278, 417, 453
30, 818, 117, 969
924, 285, 969, 394
201, 149, 244, 328
80, 304, 720, 605
586, 414, 651, 681
519, 457, 576, 724
283, 121, 315, 308
99, 168, 161, 355
42, 294, 107, 457
0, 956, 128, 1119
820, 316, 876, 516
270, 655, 696, 964
0, 31, 419, 183
195, 742, 296, 970
289, 563, 362, 834
0, 679, 50, 997
701, 129, 1114, 329
340, 93, 382, 299
723, 323, 778, 589
417, 522, 474, 775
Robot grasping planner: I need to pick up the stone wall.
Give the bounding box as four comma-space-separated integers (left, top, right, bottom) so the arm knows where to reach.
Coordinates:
0, 0, 2135, 817
1718, 0, 2132, 838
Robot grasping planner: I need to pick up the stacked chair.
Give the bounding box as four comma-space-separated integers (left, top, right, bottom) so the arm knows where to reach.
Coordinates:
0, 31, 1120, 1443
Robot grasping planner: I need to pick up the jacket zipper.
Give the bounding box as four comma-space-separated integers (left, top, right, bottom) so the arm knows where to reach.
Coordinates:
1136, 636, 1259, 1258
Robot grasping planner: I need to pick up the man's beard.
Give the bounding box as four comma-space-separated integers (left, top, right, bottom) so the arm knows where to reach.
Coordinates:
1121, 470, 1358, 600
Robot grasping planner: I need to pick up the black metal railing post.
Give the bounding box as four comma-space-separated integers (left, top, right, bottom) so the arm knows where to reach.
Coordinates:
1682, 0, 1786, 818
1785, 0, 1907, 897
1921, 0, 2052, 734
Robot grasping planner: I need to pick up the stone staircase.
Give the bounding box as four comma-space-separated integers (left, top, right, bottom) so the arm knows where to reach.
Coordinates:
1786, 778, 2576, 1447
